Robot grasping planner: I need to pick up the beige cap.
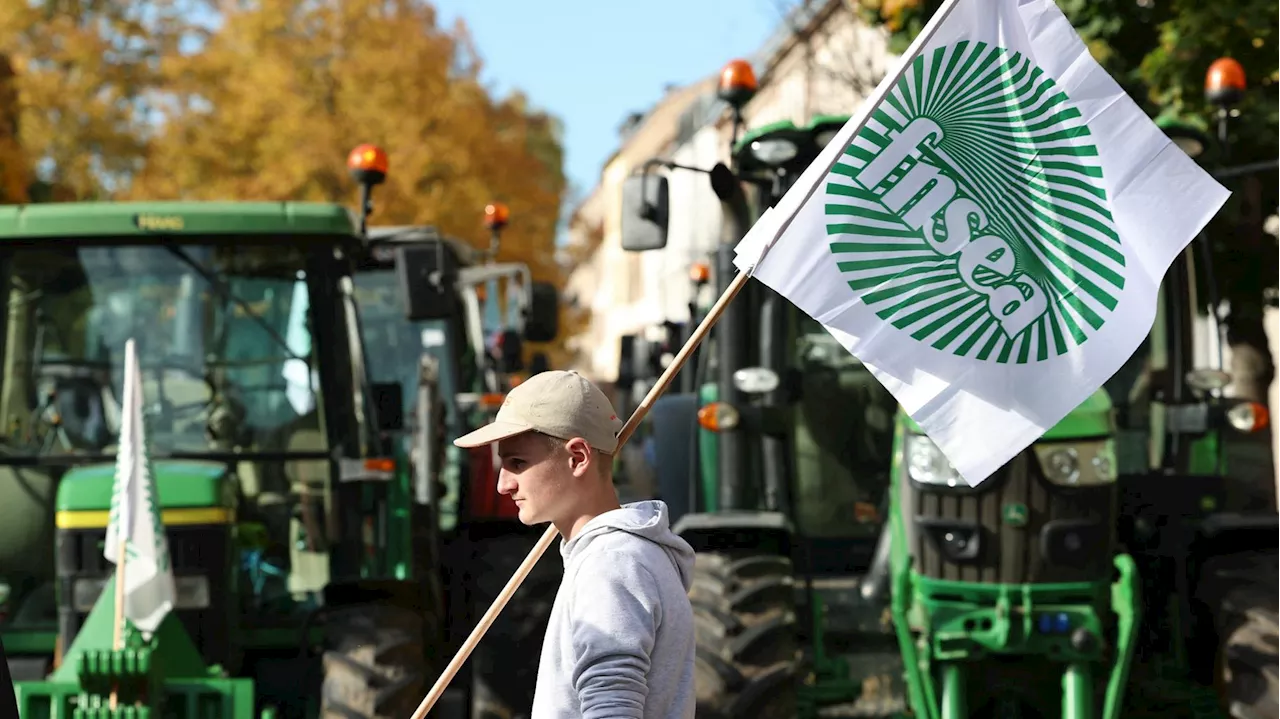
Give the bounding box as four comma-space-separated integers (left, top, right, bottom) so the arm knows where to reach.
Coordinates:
453, 370, 624, 453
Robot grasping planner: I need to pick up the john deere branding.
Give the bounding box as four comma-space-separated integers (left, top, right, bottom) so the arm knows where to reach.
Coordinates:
1002, 502, 1029, 528
824, 41, 1125, 364
134, 213, 185, 232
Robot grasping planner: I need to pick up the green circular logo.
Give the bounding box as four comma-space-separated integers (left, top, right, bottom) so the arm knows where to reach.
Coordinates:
1002, 502, 1029, 528
824, 41, 1125, 365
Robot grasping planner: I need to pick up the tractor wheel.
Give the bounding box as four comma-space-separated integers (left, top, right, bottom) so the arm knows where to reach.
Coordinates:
1201, 549, 1279, 719
321, 603, 427, 719
688, 550, 800, 719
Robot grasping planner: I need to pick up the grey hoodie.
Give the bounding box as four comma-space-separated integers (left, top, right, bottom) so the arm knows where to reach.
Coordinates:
530, 500, 697, 719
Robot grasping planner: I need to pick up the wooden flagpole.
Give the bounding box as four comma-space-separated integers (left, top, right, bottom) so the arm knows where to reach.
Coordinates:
109, 541, 126, 709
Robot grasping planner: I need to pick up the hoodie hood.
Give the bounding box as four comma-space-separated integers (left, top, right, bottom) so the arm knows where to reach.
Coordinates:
560, 499, 695, 591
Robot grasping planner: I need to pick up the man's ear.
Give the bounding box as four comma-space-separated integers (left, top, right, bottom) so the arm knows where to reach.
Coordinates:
564, 437, 593, 478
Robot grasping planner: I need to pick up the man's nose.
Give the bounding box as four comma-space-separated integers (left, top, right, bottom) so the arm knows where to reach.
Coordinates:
496, 469, 517, 496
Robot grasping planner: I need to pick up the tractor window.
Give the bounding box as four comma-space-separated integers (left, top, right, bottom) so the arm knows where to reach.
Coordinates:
0, 243, 324, 456
791, 313, 896, 538
351, 269, 460, 418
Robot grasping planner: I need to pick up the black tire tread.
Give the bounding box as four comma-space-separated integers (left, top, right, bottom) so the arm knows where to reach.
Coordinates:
321, 603, 426, 719
1213, 560, 1280, 716
689, 550, 800, 718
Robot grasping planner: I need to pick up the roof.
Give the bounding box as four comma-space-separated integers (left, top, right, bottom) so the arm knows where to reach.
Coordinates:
365, 224, 484, 265
0, 200, 360, 239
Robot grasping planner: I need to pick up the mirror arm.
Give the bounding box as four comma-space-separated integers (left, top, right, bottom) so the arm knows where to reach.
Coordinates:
638, 158, 713, 221
1208, 156, 1280, 180
517, 264, 532, 335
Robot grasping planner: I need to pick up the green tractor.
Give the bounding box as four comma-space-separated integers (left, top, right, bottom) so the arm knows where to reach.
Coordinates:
0, 143, 560, 718
0, 197, 426, 718
883, 210, 1278, 719
621, 57, 1278, 719
348, 207, 563, 718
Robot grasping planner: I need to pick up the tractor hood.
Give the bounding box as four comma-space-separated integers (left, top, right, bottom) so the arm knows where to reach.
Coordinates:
898, 387, 1114, 441
55, 460, 233, 528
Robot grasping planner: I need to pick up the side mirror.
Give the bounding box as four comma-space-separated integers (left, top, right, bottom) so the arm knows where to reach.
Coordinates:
621, 173, 669, 252
396, 241, 460, 321
371, 381, 405, 432
498, 329, 524, 374
524, 281, 559, 343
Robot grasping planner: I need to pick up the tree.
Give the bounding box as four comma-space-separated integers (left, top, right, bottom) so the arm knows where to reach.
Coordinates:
862, 0, 1279, 496
0, 0, 191, 200
0, 53, 28, 204
126, 0, 573, 362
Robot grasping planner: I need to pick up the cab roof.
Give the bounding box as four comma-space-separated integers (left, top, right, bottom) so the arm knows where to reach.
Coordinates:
0, 200, 361, 239
366, 225, 482, 264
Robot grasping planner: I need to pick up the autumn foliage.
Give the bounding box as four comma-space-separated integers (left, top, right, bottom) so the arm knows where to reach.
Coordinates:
0, 0, 573, 362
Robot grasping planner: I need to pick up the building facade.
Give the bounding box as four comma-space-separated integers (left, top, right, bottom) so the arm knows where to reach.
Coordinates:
564, 0, 897, 384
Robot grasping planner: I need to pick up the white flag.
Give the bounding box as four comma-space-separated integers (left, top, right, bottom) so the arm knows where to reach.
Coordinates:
734, 0, 1229, 486
103, 338, 176, 635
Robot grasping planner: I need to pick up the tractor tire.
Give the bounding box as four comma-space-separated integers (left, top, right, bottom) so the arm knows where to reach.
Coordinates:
469, 533, 563, 719
1213, 583, 1280, 716
687, 550, 800, 719
321, 603, 427, 719
1192, 542, 1280, 716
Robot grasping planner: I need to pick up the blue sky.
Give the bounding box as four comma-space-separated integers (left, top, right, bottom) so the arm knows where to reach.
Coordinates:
429, 0, 786, 199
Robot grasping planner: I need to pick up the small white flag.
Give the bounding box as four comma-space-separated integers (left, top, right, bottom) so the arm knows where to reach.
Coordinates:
734, 0, 1229, 486
103, 338, 176, 636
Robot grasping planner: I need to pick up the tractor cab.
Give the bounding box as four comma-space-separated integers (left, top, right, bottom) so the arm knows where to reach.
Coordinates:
0, 200, 418, 715
349, 219, 560, 528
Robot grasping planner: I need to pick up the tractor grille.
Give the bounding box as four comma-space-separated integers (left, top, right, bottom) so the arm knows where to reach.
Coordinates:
900, 449, 1116, 585
56, 524, 233, 664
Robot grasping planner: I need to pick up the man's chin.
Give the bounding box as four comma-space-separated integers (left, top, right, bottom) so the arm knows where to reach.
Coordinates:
516, 505, 538, 525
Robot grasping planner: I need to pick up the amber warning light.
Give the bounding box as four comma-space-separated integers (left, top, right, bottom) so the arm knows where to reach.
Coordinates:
348, 143, 389, 186
689, 262, 710, 284
718, 59, 758, 108
484, 202, 510, 231
1205, 57, 1246, 107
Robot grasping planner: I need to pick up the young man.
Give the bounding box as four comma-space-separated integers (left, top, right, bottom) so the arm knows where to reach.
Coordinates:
454, 370, 696, 719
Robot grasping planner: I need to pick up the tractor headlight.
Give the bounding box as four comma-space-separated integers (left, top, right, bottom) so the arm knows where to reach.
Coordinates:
905, 434, 961, 487
732, 366, 780, 395
1227, 401, 1269, 433
1033, 441, 1117, 487
750, 138, 798, 166
1186, 369, 1231, 393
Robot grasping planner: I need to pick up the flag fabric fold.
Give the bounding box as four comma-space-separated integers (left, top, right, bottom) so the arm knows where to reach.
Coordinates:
734, 0, 1229, 486
103, 338, 176, 636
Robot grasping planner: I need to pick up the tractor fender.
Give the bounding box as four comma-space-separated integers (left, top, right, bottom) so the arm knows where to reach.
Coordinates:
672, 510, 794, 557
